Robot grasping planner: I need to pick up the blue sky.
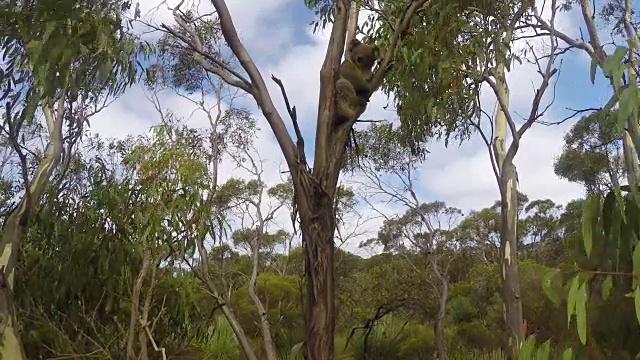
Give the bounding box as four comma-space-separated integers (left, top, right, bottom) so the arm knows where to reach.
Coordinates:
86, 0, 619, 254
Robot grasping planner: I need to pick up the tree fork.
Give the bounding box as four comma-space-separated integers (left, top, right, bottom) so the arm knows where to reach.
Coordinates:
205, 1, 432, 358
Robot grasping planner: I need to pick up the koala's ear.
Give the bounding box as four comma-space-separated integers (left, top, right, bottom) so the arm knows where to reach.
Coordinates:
347, 38, 362, 52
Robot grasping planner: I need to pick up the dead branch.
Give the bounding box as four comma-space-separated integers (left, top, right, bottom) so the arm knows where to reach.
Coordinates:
344, 299, 407, 353
271, 75, 305, 160
141, 318, 167, 360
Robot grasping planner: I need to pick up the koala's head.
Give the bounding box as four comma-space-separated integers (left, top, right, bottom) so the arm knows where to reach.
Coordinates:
346, 39, 380, 70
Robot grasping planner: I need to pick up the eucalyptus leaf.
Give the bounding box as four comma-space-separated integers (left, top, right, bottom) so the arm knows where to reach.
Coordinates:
581, 194, 600, 258
576, 282, 588, 344
536, 339, 552, 360
567, 276, 580, 326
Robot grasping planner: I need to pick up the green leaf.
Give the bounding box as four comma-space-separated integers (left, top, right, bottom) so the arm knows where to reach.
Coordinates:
618, 85, 639, 131
602, 275, 613, 301
635, 285, 640, 326
567, 276, 580, 326
589, 57, 597, 84
519, 335, 537, 360
582, 194, 600, 257
576, 282, 588, 344
611, 46, 628, 65
602, 46, 628, 76
542, 268, 562, 307
562, 348, 573, 360
41, 21, 57, 45
535, 339, 551, 360
633, 241, 640, 288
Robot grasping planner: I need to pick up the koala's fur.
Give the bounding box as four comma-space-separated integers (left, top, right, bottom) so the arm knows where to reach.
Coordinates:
335, 38, 380, 124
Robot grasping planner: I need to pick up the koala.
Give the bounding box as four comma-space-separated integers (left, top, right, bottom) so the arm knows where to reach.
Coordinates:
335, 38, 380, 124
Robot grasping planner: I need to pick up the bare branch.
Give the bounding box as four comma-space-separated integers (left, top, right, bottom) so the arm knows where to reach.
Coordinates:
271, 75, 305, 160
210, 0, 297, 170
504, 3, 560, 165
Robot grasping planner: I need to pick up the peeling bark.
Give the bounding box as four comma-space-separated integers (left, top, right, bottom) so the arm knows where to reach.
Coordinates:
297, 185, 336, 360
498, 162, 524, 359
492, 61, 525, 358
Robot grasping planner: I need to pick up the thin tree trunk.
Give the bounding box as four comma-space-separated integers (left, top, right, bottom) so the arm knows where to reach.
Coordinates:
0, 217, 28, 360
432, 263, 448, 360
0, 103, 65, 360
346, 1, 359, 44
195, 237, 259, 360
138, 253, 164, 360
127, 244, 152, 359
436, 278, 449, 360
248, 238, 278, 360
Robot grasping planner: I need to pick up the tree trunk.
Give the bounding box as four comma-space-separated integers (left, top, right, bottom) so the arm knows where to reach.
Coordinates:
499, 162, 524, 359
434, 274, 448, 360
248, 239, 278, 360
195, 236, 259, 360
138, 249, 163, 360
298, 183, 336, 360
127, 244, 152, 359
424, 253, 448, 360
491, 47, 524, 358
0, 217, 28, 360
0, 104, 64, 360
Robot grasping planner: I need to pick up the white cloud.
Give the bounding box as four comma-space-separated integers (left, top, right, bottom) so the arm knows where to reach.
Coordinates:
418, 122, 584, 213
88, 1, 606, 256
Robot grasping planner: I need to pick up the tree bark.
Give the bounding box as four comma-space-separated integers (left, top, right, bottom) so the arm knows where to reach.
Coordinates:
498, 162, 524, 359
0, 218, 28, 360
490, 46, 525, 357
297, 180, 336, 360
138, 253, 163, 360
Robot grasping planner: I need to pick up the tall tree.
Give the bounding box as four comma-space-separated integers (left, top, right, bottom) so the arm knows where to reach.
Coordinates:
554, 110, 623, 193
356, 125, 465, 360
0, 0, 142, 356
155, 1, 434, 357
365, 0, 562, 356
467, 3, 560, 356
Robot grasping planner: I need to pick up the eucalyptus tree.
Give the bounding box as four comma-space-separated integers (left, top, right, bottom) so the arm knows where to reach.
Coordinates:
361, 0, 566, 356
554, 110, 624, 193
354, 126, 466, 359
153, 0, 450, 357
228, 148, 290, 360
0, 0, 144, 356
